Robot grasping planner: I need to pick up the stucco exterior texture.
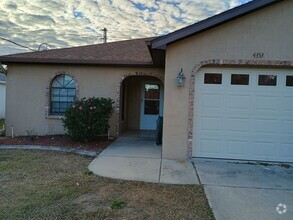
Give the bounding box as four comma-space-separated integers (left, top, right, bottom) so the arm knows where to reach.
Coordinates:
5, 1, 293, 160
5, 66, 164, 137
162, 1, 293, 159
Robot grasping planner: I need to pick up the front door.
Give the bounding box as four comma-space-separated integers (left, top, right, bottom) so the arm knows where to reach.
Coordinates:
140, 82, 163, 130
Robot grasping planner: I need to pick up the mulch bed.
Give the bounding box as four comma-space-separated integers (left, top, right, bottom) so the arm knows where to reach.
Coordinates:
0, 135, 115, 154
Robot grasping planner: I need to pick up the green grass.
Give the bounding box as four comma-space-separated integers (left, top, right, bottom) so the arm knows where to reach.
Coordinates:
0, 150, 215, 220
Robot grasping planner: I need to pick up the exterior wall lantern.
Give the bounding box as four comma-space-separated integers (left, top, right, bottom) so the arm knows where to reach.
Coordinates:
177, 68, 185, 87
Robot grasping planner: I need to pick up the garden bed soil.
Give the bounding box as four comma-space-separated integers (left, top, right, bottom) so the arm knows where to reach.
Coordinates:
0, 135, 115, 154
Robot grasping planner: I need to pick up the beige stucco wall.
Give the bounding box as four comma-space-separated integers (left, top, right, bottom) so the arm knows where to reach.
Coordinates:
163, 0, 293, 159
5, 64, 164, 136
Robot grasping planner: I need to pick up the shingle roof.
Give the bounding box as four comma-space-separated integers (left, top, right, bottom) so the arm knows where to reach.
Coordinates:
0, 37, 160, 66
0, 73, 6, 83
1, 0, 281, 66
151, 0, 282, 49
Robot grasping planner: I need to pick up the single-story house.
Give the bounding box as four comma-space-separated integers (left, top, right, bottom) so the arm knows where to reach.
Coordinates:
0, 0, 292, 162
0, 73, 6, 118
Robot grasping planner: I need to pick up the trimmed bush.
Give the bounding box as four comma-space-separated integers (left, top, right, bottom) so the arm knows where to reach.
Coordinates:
62, 97, 114, 142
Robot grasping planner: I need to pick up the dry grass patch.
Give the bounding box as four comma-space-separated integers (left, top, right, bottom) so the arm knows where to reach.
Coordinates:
0, 150, 214, 220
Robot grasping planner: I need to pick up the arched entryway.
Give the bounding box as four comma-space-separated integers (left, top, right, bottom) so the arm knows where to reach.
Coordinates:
116, 72, 164, 136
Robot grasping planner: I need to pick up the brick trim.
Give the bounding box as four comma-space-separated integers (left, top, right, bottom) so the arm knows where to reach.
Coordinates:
114, 71, 164, 136
187, 59, 293, 158
45, 71, 79, 119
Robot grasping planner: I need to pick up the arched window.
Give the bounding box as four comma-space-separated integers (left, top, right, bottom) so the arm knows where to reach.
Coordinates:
50, 74, 76, 115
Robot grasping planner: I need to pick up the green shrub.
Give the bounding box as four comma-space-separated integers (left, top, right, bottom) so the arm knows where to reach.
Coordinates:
62, 97, 114, 142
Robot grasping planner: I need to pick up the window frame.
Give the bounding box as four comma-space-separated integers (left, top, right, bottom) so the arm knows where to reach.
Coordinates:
144, 83, 160, 115
204, 73, 222, 84
50, 74, 76, 116
231, 74, 250, 85
258, 74, 277, 86
286, 75, 293, 87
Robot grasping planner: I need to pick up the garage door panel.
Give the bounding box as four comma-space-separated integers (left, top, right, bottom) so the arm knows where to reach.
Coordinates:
253, 119, 279, 134
253, 142, 277, 157
282, 97, 293, 111
226, 95, 251, 110
255, 96, 279, 111
193, 67, 293, 162
199, 139, 222, 154
226, 140, 249, 156
201, 117, 222, 131
279, 143, 293, 158
281, 120, 293, 135
202, 94, 222, 108
225, 118, 250, 132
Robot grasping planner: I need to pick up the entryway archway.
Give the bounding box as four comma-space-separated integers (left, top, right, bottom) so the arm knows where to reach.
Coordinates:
118, 75, 164, 135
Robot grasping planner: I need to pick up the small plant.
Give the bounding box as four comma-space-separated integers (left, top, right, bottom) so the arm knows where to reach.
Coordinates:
0, 118, 4, 130
84, 169, 93, 175
26, 129, 37, 141
0, 130, 5, 136
111, 199, 127, 209
0, 118, 5, 136
148, 198, 155, 205
62, 97, 114, 142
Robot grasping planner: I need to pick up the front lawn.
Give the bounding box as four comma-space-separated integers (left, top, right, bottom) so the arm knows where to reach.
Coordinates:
0, 150, 215, 220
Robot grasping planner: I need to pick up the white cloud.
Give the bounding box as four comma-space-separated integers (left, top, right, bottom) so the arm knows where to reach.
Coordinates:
0, 0, 251, 55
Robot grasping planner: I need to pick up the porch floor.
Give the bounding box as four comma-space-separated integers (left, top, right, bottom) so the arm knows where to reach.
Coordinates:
88, 130, 199, 184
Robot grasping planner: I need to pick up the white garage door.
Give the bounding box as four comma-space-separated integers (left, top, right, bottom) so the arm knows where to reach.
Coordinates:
193, 67, 293, 162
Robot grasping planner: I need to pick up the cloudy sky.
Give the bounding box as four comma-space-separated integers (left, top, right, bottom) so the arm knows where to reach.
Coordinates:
0, 0, 251, 56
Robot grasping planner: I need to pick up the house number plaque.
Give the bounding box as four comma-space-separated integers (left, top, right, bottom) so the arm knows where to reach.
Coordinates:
253, 53, 264, 58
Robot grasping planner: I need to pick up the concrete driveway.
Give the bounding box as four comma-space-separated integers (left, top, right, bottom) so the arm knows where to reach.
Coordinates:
193, 159, 293, 220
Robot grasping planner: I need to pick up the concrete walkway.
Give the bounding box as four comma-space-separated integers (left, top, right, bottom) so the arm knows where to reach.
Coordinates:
193, 158, 293, 220
89, 135, 198, 184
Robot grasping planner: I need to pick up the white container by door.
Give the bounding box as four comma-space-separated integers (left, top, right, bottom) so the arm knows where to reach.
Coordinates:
140, 82, 163, 130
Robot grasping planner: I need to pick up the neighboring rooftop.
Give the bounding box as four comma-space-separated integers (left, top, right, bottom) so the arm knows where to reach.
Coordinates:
0, 73, 6, 83
0, 37, 163, 67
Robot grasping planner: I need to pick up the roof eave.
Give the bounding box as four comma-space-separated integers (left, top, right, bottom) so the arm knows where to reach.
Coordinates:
151, 0, 282, 49
0, 58, 163, 68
